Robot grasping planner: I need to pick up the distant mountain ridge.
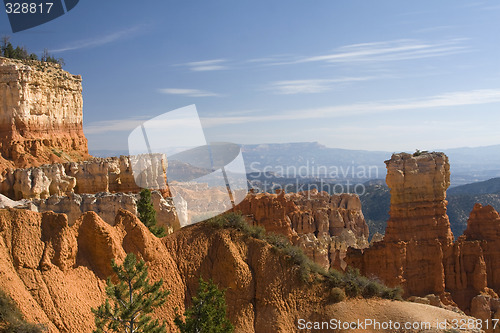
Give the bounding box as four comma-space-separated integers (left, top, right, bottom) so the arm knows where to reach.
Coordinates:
90, 142, 500, 186
448, 177, 500, 195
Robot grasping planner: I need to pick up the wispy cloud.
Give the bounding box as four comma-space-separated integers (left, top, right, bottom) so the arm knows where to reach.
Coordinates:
52, 25, 144, 53
174, 38, 468, 74
84, 89, 500, 135
158, 88, 221, 97
202, 88, 500, 126
176, 59, 229, 72
266, 77, 373, 95
84, 117, 149, 135
257, 38, 468, 66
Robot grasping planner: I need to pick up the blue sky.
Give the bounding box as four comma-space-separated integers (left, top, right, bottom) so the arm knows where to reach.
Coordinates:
2, 1, 500, 153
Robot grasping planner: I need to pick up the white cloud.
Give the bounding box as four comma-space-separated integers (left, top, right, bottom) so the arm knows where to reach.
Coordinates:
51, 25, 144, 53
202, 88, 500, 126
266, 77, 372, 95
84, 117, 148, 135
85, 89, 500, 135
259, 38, 468, 66
177, 59, 229, 72
158, 88, 221, 97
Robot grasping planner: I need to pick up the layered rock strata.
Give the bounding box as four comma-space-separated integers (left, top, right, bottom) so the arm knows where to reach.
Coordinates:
234, 190, 369, 270
32, 191, 180, 233
0, 156, 168, 200
0, 57, 89, 168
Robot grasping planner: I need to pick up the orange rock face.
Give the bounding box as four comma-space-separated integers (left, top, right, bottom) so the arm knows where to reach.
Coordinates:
445, 204, 500, 315
346, 152, 500, 321
0, 57, 89, 169
234, 190, 368, 269
0, 208, 478, 333
384, 152, 454, 244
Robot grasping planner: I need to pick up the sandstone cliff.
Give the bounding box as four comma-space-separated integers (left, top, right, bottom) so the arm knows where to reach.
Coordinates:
0, 57, 89, 168
0, 208, 478, 333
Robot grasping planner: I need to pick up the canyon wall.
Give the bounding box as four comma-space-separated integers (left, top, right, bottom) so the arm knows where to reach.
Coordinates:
0, 57, 89, 168
346, 152, 500, 326
235, 190, 369, 270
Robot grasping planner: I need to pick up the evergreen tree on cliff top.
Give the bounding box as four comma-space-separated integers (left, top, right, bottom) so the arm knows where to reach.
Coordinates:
174, 278, 234, 333
92, 253, 170, 333
137, 189, 165, 237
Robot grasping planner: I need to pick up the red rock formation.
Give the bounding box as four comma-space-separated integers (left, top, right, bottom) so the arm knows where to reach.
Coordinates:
0, 208, 478, 333
233, 191, 299, 240
384, 152, 454, 244
346, 152, 500, 323
347, 152, 453, 298
446, 204, 500, 318
234, 189, 368, 270
0, 57, 89, 168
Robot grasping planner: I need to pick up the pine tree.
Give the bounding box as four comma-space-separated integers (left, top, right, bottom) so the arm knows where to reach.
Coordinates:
1, 36, 10, 57
3, 43, 14, 58
174, 278, 234, 333
92, 253, 170, 333
137, 189, 165, 237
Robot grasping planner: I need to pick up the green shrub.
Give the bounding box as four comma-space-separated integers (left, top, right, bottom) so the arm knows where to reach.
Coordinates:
328, 287, 346, 304
0, 289, 45, 332
380, 286, 403, 300
325, 269, 344, 288
264, 233, 290, 249
362, 281, 382, 298
207, 212, 265, 239
344, 280, 361, 298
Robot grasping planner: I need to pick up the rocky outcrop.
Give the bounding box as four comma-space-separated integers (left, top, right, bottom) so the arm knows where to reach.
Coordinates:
0, 156, 169, 200
445, 204, 500, 330
0, 57, 89, 168
32, 191, 180, 233
235, 190, 369, 270
384, 152, 454, 244
347, 152, 454, 297
0, 208, 479, 333
346, 152, 500, 326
